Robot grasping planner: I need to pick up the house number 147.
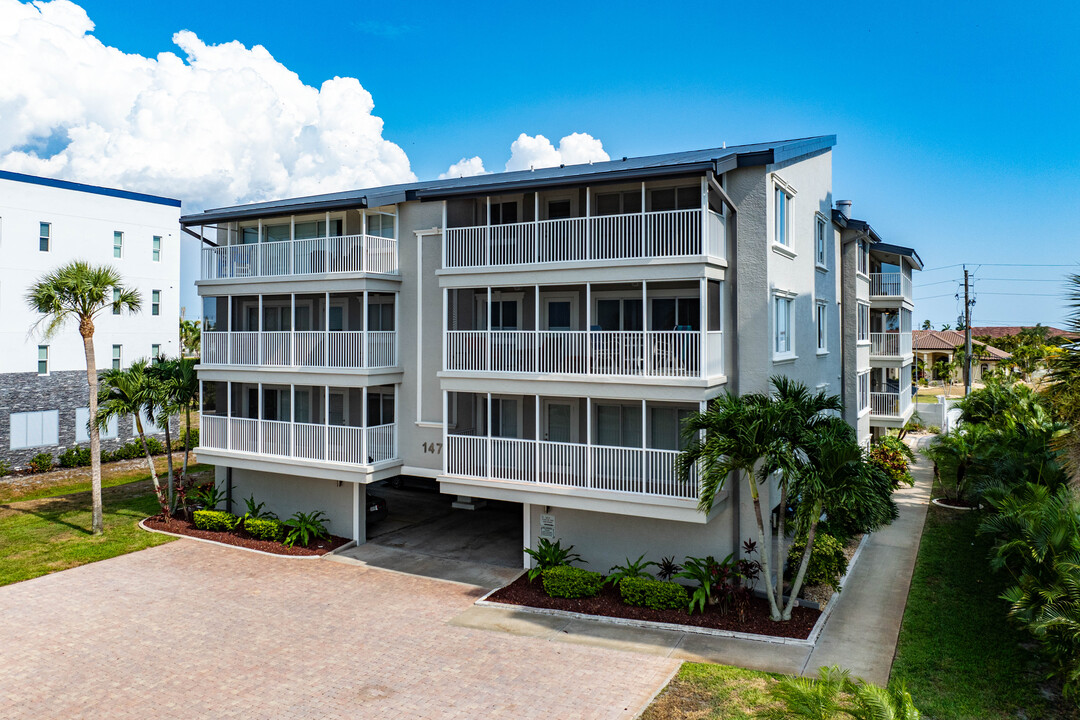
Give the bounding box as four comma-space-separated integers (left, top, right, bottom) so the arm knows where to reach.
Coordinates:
422, 442, 442, 454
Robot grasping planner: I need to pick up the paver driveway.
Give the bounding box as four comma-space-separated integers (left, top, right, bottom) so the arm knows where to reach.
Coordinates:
0, 541, 678, 719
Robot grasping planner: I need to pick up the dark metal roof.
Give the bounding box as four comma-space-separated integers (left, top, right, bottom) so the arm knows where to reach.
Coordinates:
180, 135, 836, 226
874, 242, 924, 270
0, 170, 181, 207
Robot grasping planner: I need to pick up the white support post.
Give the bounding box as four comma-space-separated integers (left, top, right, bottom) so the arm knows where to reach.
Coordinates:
258, 219, 264, 277
642, 281, 648, 376
522, 503, 532, 569
641, 398, 647, 494
585, 186, 591, 260
325, 291, 330, 368
534, 192, 540, 264
534, 284, 540, 372
486, 286, 492, 372
440, 201, 447, 269
700, 175, 708, 255
392, 383, 398, 459
361, 209, 367, 273
361, 386, 368, 464
486, 196, 492, 267
699, 276, 707, 377
324, 385, 330, 461
290, 293, 296, 366
290, 384, 296, 458
227, 296, 233, 364
534, 394, 540, 483
226, 381, 231, 449
585, 397, 592, 489
352, 482, 362, 544
585, 282, 592, 372
486, 392, 493, 478
393, 291, 399, 367
442, 391, 449, 475
442, 288, 448, 372
257, 382, 263, 454
362, 290, 369, 368
640, 181, 646, 258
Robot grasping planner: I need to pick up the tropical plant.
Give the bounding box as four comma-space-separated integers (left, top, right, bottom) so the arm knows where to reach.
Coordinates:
284, 510, 330, 547
819, 460, 900, 543
190, 483, 227, 511
655, 556, 683, 581
523, 538, 583, 582
923, 424, 993, 503
57, 446, 92, 468
28, 452, 54, 473
868, 439, 914, 490
96, 360, 166, 513
759, 665, 921, 720
0, 459, 11, 477
1047, 272, 1080, 483
921, 319, 932, 330
241, 494, 277, 522
145, 358, 177, 504
604, 554, 655, 586
179, 318, 201, 357
675, 555, 723, 614
786, 533, 849, 591
541, 565, 604, 599
25, 261, 140, 533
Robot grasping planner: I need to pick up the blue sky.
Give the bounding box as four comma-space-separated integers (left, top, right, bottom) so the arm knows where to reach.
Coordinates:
59, 1, 1080, 327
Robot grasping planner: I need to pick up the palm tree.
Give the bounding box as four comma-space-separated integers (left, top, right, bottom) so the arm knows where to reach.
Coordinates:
97, 360, 166, 514
1049, 272, 1080, 482
146, 358, 178, 505
679, 390, 795, 621
769, 377, 843, 603
923, 424, 993, 503
25, 262, 140, 534
762, 665, 921, 720
147, 356, 199, 504
921, 319, 932, 331
179, 318, 201, 358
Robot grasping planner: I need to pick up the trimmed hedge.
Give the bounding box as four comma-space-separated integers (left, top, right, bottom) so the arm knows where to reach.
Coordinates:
193, 510, 241, 532
244, 517, 286, 542
58, 446, 92, 468
541, 565, 604, 599
618, 576, 689, 611
787, 533, 849, 591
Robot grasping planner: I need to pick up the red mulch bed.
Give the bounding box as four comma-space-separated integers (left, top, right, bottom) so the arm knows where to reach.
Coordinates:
486, 574, 820, 639
144, 515, 350, 556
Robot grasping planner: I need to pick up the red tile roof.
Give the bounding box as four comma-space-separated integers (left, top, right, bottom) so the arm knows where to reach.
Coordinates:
970, 326, 1080, 340
912, 330, 1012, 359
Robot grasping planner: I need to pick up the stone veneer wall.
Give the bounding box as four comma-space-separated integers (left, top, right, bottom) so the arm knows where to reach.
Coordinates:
0, 369, 179, 468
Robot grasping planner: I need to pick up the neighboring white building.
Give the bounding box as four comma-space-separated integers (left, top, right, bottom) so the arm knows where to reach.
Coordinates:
184, 135, 917, 570
0, 171, 182, 465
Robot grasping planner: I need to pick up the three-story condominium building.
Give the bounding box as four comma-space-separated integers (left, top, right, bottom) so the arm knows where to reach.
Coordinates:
0, 171, 181, 467
184, 135, 919, 571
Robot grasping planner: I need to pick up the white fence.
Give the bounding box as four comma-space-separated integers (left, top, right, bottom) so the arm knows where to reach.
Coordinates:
444, 208, 725, 268
200, 415, 397, 465
870, 391, 912, 417
200, 235, 399, 280
445, 434, 697, 500
869, 332, 912, 357
445, 329, 719, 378
869, 273, 913, 300
202, 330, 398, 369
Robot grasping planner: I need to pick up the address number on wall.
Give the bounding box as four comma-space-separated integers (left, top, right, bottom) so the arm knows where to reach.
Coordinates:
421, 442, 443, 454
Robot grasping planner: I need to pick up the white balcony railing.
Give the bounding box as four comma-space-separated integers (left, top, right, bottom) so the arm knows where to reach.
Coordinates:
445, 329, 721, 379
200, 234, 398, 280
869, 332, 913, 357
445, 434, 698, 500
870, 391, 913, 417
869, 273, 913, 300
202, 330, 398, 369
200, 415, 398, 465
444, 208, 725, 269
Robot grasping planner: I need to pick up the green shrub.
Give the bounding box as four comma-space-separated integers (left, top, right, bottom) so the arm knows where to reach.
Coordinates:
193, 510, 241, 532
787, 533, 849, 591
618, 576, 689, 611
0, 459, 10, 477
145, 437, 166, 455
604, 553, 655, 586
57, 446, 92, 468
927, 425, 941, 434
190, 484, 226, 510
868, 440, 913, 489
173, 427, 199, 450
541, 565, 604, 599
284, 510, 330, 547
523, 538, 584, 581
243, 517, 286, 542
28, 452, 54, 473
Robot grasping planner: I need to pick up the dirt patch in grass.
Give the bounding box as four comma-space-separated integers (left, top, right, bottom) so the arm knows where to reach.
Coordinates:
487, 574, 820, 639
0, 453, 205, 504
641, 663, 782, 720
144, 514, 350, 556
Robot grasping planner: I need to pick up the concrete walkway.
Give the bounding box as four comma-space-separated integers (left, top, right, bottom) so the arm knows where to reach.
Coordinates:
455, 446, 934, 685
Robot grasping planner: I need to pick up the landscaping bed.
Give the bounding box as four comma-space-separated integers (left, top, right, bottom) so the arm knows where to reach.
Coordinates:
486, 574, 820, 639
144, 514, 350, 556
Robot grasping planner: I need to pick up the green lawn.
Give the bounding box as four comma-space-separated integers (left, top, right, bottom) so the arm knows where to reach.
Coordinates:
640, 662, 781, 720
0, 460, 211, 504
890, 502, 1065, 719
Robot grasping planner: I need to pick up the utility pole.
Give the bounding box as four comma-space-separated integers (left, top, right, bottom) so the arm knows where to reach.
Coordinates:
964, 266, 973, 396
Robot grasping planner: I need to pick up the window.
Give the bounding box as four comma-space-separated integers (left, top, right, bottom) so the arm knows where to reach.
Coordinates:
112, 288, 121, 315
482, 298, 520, 331
649, 186, 700, 211
151, 290, 160, 316
488, 201, 518, 225
37, 345, 48, 375
367, 301, 394, 331
487, 397, 518, 438
9, 410, 59, 450
774, 186, 792, 246
774, 295, 794, 357
595, 190, 641, 216
112, 345, 122, 370
547, 199, 572, 219
707, 280, 722, 332
858, 372, 870, 413
595, 298, 642, 331
113, 231, 123, 258
816, 302, 828, 352
367, 213, 395, 238
39, 222, 51, 252
152, 236, 161, 262
650, 407, 694, 451
595, 403, 641, 448
858, 239, 869, 275
651, 297, 700, 331
815, 216, 827, 267
151, 344, 161, 362
367, 390, 395, 427
75, 408, 117, 443
857, 302, 870, 342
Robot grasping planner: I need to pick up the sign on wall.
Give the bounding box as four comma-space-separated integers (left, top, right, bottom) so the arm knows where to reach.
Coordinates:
539, 513, 555, 540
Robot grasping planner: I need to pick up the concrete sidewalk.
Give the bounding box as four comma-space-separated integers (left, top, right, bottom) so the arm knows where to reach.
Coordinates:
454, 445, 934, 685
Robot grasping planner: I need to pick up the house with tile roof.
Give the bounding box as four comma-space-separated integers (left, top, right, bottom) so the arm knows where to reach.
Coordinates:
913, 329, 1011, 383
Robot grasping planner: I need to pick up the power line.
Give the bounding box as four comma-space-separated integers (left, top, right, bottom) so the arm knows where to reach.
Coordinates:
972, 291, 1064, 297
921, 262, 1076, 272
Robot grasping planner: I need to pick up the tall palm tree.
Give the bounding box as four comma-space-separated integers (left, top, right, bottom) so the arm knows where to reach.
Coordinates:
769, 376, 844, 602
25, 262, 140, 534
145, 359, 177, 505
921, 319, 932, 331
97, 360, 166, 514
679, 391, 795, 621
1049, 272, 1080, 482
147, 355, 199, 505
923, 424, 993, 503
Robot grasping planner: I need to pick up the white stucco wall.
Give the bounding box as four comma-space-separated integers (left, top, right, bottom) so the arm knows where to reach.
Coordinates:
216, 466, 359, 540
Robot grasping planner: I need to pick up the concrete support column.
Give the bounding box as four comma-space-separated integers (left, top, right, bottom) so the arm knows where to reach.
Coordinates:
522, 502, 532, 569
352, 482, 367, 544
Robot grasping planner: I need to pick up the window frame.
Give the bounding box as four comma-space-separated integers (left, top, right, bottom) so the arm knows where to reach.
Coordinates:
772, 292, 796, 361
858, 371, 870, 415
9, 410, 59, 450
37, 345, 49, 376
151, 289, 161, 316
112, 288, 121, 315
772, 177, 796, 251
113, 231, 123, 259
152, 235, 161, 262
857, 302, 871, 343
857, 239, 869, 276
39, 222, 51, 252
815, 215, 828, 269
816, 301, 828, 353
112, 344, 122, 370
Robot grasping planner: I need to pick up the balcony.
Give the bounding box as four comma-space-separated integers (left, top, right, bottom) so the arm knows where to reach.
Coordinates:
200, 415, 398, 466
869, 273, 913, 301
869, 332, 913, 357
444, 208, 725, 269
200, 234, 398, 280
870, 391, 913, 418
445, 329, 722, 379
202, 330, 397, 369
445, 435, 698, 501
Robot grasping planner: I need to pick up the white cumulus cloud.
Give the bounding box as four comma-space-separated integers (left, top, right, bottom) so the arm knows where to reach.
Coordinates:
438, 156, 487, 179
504, 132, 609, 172
0, 0, 415, 211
